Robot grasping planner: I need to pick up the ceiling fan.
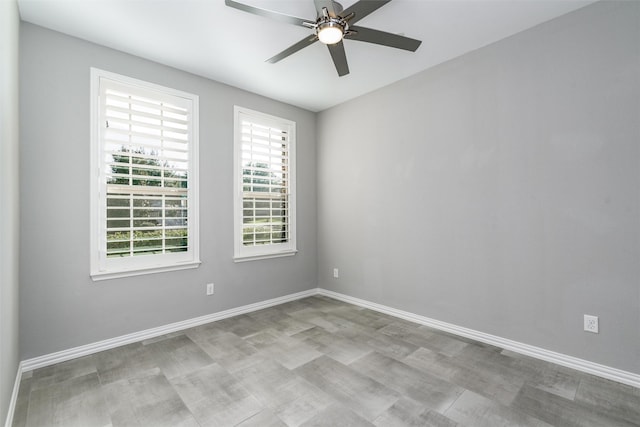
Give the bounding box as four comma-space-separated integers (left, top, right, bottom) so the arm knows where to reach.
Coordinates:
225, 0, 422, 77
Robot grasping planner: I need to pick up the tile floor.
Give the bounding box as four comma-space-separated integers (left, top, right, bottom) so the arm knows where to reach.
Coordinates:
11, 296, 640, 426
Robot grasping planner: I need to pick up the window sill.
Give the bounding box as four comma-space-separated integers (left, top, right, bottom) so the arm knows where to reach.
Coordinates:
91, 260, 201, 281
234, 250, 297, 263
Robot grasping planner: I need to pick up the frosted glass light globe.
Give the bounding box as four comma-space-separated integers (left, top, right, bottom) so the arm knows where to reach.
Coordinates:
318, 23, 343, 44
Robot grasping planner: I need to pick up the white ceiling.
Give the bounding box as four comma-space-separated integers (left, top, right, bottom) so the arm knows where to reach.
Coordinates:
18, 0, 595, 112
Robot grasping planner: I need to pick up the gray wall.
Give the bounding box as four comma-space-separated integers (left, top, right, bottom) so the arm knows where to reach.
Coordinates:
1, 0, 21, 422
19, 23, 317, 359
317, 1, 640, 374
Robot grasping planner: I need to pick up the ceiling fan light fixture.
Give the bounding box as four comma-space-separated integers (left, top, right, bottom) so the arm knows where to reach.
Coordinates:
225, 0, 423, 77
317, 21, 344, 44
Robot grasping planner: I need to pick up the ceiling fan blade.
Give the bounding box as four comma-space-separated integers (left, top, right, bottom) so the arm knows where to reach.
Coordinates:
327, 41, 350, 76
340, 0, 391, 25
225, 0, 313, 28
266, 35, 319, 63
347, 25, 421, 51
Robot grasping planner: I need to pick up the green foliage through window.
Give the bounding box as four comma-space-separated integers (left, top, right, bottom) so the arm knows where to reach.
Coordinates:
106, 146, 189, 258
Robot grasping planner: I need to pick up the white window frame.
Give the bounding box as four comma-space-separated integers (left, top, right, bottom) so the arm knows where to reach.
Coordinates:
233, 106, 297, 262
90, 68, 200, 280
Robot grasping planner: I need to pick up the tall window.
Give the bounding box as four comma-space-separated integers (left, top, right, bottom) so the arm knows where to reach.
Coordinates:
234, 106, 296, 261
90, 68, 199, 280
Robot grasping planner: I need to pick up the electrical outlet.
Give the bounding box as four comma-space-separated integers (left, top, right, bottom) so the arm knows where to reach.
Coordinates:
584, 314, 598, 333
333, 268, 339, 279
206, 283, 214, 295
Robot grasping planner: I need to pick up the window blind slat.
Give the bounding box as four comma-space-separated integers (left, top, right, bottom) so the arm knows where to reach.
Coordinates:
105, 116, 189, 135
107, 183, 188, 193
105, 127, 188, 145
105, 104, 189, 125
106, 91, 188, 116
106, 164, 189, 177
104, 138, 189, 151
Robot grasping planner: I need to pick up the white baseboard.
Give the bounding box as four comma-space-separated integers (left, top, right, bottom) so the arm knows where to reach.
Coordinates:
11, 284, 639, 427
317, 288, 640, 389
21, 288, 317, 372
3, 361, 23, 427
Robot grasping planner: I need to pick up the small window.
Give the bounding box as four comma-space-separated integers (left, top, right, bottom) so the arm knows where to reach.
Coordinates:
90, 68, 200, 280
234, 106, 296, 261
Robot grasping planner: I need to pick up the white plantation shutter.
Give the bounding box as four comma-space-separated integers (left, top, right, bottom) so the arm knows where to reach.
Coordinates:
234, 107, 296, 261
91, 69, 199, 279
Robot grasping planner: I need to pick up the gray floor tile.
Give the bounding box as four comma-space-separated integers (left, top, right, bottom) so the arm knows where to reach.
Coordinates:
170, 362, 262, 426
574, 376, 640, 425
404, 345, 525, 406
103, 368, 199, 427
500, 349, 551, 372
432, 328, 504, 352
321, 312, 371, 332
526, 365, 581, 400
453, 362, 525, 406
416, 327, 469, 357
30, 355, 97, 391
350, 351, 465, 413
344, 327, 420, 361
243, 328, 284, 348
372, 398, 458, 427
215, 314, 275, 338
378, 320, 438, 348
246, 306, 292, 323
512, 383, 640, 427
26, 372, 110, 427
246, 307, 316, 336
94, 342, 158, 385
247, 331, 323, 370
445, 389, 552, 427
304, 295, 351, 312
295, 326, 373, 365
235, 357, 335, 426
454, 342, 525, 375
499, 350, 579, 387
289, 308, 345, 333
295, 355, 400, 422
286, 297, 350, 318
404, 347, 462, 382
330, 306, 398, 330
450, 344, 529, 405
183, 321, 228, 342
272, 316, 317, 336
143, 334, 214, 379
232, 358, 298, 407
276, 298, 319, 315
299, 404, 375, 427
186, 328, 258, 372
271, 378, 336, 427
236, 408, 287, 427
